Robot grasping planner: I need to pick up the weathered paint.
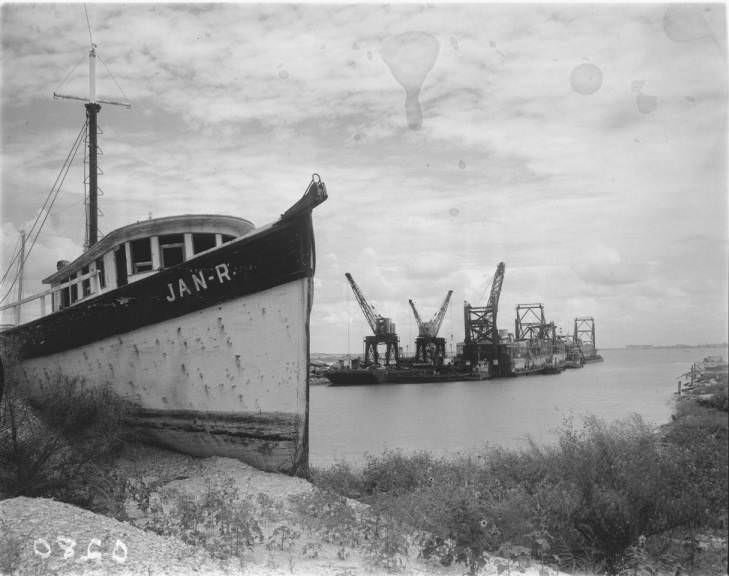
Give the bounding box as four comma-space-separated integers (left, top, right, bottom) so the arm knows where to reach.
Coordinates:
12, 278, 311, 475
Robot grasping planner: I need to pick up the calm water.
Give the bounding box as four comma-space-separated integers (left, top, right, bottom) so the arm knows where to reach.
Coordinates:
309, 346, 727, 468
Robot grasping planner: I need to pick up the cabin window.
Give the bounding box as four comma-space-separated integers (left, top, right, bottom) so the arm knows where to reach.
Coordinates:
192, 233, 216, 254
159, 234, 185, 268
58, 276, 71, 309
95, 258, 106, 289
222, 234, 235, 243
130, 238, 153, 273
115, 247, 128, 286
81, 265, 91, 297
69, 272, 79, 304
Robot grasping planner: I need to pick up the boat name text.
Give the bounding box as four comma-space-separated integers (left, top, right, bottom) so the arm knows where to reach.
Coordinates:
165, 263, 232, 302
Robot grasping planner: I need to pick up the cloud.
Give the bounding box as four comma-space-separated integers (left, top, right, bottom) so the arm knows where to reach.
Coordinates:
2, 3, 727, 348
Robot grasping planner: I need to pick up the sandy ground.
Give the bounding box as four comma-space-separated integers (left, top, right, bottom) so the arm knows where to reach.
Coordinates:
0, 444, 571, 576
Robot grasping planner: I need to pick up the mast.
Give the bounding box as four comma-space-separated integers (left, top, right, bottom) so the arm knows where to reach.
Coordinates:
86, 45, 101, 247
53, 41, 130, 250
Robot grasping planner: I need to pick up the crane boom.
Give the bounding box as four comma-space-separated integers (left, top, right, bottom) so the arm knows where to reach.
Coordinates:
431, 290, 453, 337
410, 290, 453, 338
408, 299, 424, 333
345, 272, 379, 335
487, 262, 505, 311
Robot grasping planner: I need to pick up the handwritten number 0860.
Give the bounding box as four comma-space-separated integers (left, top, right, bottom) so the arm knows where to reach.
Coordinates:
33, 537, 127, 563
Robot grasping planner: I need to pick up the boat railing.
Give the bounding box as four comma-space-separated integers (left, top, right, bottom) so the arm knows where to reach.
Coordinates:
0, 269, 102, 326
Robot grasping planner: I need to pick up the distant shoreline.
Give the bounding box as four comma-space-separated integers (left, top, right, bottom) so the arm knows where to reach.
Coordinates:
312, 343, 728, 358
622, 343, 728, 350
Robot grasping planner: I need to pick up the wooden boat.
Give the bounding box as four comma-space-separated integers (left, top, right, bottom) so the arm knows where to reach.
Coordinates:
0, 42, 327, 477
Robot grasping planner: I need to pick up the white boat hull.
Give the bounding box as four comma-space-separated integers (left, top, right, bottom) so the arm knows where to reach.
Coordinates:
12, 278, 311, 472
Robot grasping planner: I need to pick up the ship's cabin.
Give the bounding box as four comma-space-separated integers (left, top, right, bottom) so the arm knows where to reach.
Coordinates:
42, 215, 254, 313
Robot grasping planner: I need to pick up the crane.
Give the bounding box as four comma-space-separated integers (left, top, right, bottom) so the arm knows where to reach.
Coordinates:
409, 290, 453, 365
464, 262, 505, 346
514, 303, 552, 340
574, 316, 602, 361
462, 262, 506, 376
345, 273, 399, 366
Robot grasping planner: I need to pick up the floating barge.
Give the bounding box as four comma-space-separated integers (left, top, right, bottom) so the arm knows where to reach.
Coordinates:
325, 362, 489, 386
325, 262, 603, 386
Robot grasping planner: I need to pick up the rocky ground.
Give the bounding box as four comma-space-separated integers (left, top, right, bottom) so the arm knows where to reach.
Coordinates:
1, 444, 570, 576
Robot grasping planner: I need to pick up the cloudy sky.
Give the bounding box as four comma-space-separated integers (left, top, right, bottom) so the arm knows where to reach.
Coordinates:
1, 2, 727, 352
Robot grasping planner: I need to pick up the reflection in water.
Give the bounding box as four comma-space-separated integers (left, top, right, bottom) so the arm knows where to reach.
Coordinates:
381, 32, 440, 130
570, 62, 603, 95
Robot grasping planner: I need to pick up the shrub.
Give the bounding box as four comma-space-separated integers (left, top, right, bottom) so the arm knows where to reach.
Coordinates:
361, 450, 436, 496
696, 383, 729, 412
309, 461, 365, 498
312, 413, 728, 575
0, 379, 133, 508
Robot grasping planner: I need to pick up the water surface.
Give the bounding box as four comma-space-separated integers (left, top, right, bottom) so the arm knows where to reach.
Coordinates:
309, 346, 726, 467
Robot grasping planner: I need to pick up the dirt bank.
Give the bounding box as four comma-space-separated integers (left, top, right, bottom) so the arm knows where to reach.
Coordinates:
1, 443, 570, 576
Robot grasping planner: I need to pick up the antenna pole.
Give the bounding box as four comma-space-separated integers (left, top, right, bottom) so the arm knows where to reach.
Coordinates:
89, 45, 97, 103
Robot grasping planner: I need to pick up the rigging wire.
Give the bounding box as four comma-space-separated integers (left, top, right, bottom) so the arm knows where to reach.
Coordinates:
25, 121, 88, 253
0, 236, 22, 288
477, 272, 493, 306
54, 52, 87, 95
97, 54, 130, 104
0, 122, 87, 306
25, 123, 87, 260
0, 123, 85, 302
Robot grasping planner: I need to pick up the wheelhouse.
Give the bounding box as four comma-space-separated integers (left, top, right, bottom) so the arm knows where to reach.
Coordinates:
43, 215, 254, 312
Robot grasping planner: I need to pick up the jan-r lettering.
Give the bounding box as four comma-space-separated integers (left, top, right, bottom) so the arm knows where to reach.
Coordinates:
166, 263, 232, 302
216, 263, 231, 283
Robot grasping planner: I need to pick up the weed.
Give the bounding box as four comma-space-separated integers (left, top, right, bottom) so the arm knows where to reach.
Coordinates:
290, 488, 361, 548
146, 478, 263, 560
266, 525, 300, 551
361, 512, 409, 573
